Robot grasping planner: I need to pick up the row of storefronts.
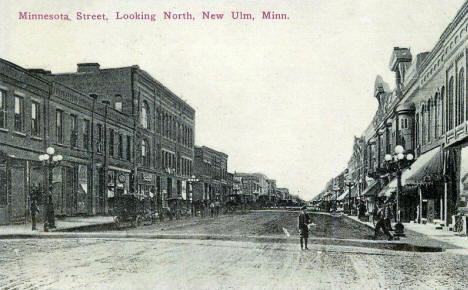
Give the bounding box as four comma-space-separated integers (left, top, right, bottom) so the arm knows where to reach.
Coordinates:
315, 1, 468, 229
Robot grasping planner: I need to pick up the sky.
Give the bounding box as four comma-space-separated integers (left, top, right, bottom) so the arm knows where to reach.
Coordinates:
0, 0, 466, 200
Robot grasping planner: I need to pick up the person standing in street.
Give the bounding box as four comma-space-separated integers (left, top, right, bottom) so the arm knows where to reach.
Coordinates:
298, 206, 311, 250
373, 201, 393, 240
30, 199, 39, 231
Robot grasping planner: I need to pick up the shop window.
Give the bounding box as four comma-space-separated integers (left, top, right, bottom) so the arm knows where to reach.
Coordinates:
31, 101, 40, 136
0, 164, 6, 205
14, 96, 24, 132
0, 90, 6, 129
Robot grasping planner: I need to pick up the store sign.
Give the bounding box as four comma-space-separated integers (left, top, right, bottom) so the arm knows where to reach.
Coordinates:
141, 172, 153, 182
118, 174, 126, 184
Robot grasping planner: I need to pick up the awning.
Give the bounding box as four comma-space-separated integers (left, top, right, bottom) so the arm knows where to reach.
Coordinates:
405, 147, 443, 185
379, 178, 397, 197
362, 180, 380, 197
337, 190, 349, 201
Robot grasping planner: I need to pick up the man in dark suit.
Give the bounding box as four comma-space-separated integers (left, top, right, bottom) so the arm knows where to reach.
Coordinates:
298, 206, 311, 250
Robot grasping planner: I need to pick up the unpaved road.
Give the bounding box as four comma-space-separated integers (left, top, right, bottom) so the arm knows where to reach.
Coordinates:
130, 210, 380, 239
1, 210, 467, 289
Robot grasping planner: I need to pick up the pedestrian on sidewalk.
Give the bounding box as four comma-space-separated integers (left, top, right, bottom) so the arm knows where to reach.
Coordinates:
30, 199, 39, 231
298, 206, 311, 250
385, 199, 394, 231
210, 201, 215, 218
214, 199, 220, 217
373, 201, 393, 241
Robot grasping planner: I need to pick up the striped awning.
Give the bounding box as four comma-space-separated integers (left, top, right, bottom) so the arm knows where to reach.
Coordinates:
337, 190, 349, 201
362, 180, 380, 197
405, 147, 443, 185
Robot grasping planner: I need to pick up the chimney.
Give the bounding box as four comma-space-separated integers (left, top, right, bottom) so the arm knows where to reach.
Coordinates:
77, 63, 100, 73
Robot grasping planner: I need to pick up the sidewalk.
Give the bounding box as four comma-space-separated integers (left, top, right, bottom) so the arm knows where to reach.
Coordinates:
0, 216, 114, 236
345, 214, 468, 254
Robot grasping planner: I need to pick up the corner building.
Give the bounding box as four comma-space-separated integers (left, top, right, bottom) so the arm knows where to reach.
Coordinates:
46, 63, 195, 213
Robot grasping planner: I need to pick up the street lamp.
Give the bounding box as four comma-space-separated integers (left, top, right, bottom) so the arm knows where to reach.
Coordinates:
384, 145, 414, 236
188, 175, 199, 216
344, 179, 355, 215
39, 146, 63, 229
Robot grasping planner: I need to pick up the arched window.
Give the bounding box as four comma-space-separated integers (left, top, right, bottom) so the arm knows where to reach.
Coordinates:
141, 139, 151, 167
441, 88, 445, 134
460, 68, 465, 124
427, 99, 432, 142
448, 77, 454, 130
141, 101, 149, 129
415, 113, 419, 147
421, 105, 426, 145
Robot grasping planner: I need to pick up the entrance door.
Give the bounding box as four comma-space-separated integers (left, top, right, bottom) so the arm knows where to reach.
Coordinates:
66, 167, 78, 216
167, 178, 172, 198
97, 169, 106, 214
10, 166, 26, 223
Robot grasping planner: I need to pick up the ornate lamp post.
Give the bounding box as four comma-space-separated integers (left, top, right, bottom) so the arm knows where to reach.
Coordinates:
188, 175, 199, 216
38, 147, 63, 228
344, 179, 355, 215
384, 145, 414, 236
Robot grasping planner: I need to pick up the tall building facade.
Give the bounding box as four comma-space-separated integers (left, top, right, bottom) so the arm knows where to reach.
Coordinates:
42, 63, 195, 211
193, 146, 231, 203
0, 59, 135, 224
318, 1, 468, 227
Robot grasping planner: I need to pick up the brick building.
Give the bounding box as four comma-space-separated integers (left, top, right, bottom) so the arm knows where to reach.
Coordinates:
192, 146, 231, 204
0, 59, 134, 224
42, 63, 195, 212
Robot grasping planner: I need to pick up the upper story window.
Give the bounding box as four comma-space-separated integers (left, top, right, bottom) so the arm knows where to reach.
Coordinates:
126, 135, 132, 161
70, 114, 77, 147
31, 101, 40, 137
114, 95, 122, 111
96, 124, 103, 153
0, 90, 7, 129
83, 119, 90, 150
109, 129, 115, 156
458, 68, 465, 126
118, 133, 123, 158
56, 109, 63, 143
448, 77, 454, 131
14, 96, 24, 132
140, 100, 149, 129
141, 139, 150, 167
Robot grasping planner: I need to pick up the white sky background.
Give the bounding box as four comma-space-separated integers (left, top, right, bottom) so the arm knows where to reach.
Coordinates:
0, 0, 465, 200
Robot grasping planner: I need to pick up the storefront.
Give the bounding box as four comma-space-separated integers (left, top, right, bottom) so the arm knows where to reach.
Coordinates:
137, 171, 156, 211
361, 179, 381, 216
0, 151, 47, 224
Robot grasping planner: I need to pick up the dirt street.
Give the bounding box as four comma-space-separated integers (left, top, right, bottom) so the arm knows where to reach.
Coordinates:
1, 210, 467, 289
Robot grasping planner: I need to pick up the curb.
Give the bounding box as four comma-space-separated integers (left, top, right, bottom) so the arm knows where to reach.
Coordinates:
0, 232, 443, 252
